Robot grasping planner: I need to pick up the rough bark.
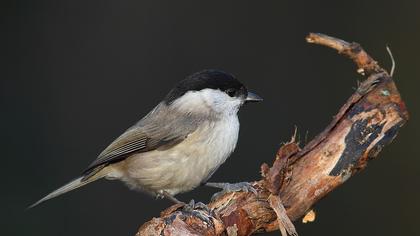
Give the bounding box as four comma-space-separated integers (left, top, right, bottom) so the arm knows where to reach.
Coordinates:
135, 33, 409, 236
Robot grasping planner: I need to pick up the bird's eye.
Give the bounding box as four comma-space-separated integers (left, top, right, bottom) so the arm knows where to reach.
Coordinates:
225, 88, 236, 97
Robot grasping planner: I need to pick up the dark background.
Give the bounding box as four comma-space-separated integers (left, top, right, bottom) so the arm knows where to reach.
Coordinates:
2, 0, 419, 235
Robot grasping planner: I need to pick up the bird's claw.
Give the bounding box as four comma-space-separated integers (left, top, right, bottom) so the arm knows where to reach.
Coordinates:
181, 199, 212, 221
207, 182, 258, 200
182, 199, 210, 212
226, 182, 258, 194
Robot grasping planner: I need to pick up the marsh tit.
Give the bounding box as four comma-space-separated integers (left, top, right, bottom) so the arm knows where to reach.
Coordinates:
30, 69, 262, 208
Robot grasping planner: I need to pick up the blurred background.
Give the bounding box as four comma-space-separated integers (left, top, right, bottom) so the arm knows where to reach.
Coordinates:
2, 0, 419, 235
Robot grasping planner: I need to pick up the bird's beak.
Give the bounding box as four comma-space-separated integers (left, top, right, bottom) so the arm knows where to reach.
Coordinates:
245, 92, 263, 103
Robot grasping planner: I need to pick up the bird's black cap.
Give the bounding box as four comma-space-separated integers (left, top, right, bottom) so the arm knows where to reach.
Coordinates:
164, 69, 247, 104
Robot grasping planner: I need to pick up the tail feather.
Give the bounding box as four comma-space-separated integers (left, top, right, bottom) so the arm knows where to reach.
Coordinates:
28, 169, 108, 209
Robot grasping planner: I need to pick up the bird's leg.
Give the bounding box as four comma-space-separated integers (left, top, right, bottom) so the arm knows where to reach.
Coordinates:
205, 182, 257, 200
160, 190, 183, 204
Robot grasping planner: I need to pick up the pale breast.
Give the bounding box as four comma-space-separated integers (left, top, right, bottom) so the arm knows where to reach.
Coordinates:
113, 115, 240, 196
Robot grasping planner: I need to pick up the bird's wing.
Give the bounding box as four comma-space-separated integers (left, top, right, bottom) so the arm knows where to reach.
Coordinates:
83, 104, 201, 174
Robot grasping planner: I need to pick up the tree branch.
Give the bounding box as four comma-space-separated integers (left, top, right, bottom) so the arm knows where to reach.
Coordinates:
135, 33, 409, 236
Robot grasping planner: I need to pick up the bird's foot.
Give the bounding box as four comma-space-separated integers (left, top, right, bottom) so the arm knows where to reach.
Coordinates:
182, 199, 210, 213
181, 199, 213, 221
157, 191, 212, 220
206, 182, 257, 200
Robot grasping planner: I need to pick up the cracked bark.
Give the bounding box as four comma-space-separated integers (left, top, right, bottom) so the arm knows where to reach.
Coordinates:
135, 33, 409, 236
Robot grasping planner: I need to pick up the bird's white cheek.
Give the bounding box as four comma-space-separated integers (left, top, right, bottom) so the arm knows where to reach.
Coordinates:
212, 99, 242, 115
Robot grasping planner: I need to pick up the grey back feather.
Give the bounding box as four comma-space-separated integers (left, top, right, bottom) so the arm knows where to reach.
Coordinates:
83, 103, 204, 174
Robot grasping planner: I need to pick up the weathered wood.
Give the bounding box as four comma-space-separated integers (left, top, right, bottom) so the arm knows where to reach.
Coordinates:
135, 33, 409, 236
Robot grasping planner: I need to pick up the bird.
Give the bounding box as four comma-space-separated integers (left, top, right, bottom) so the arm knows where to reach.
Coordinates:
29, 69, 262, 208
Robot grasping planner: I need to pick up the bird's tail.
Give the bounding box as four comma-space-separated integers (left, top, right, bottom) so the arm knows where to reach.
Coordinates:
28, 167, 109, 209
